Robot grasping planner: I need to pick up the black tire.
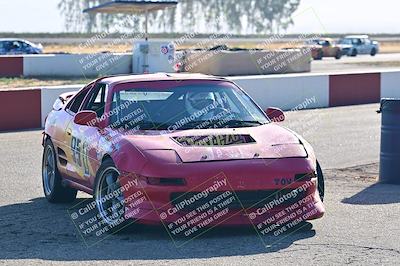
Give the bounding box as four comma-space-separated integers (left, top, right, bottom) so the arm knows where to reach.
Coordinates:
316, 161, 325, 202
314, 49, 323, 60
370, 48, 377, 56
335, 50, 342, 59
350, 48, 358, 57
93, 158, 130, 233
42, 139, 77, 203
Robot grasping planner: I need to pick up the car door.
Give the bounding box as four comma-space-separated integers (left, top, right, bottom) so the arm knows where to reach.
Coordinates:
67, 83, 108, 187
358, 39, 368, 54
59, 83, 94, 184
351, 38, 361, 53
321, 40, 332, 56
363, 39, 372, 53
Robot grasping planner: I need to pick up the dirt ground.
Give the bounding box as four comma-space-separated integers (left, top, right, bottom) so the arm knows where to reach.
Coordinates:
42, 41, 400, 54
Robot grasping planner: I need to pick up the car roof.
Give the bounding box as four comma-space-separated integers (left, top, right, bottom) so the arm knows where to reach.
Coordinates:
344, 35, 369, 39
314, 38, 333, 41
0, 38, 25, 42
98, 73, 228, 86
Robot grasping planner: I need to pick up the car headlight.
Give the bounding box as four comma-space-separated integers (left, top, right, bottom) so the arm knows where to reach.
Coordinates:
142, 149, 183, 164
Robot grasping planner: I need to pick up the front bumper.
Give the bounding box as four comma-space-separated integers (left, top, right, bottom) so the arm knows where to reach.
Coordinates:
119, 158, 325, 227
341, 48, 351, 55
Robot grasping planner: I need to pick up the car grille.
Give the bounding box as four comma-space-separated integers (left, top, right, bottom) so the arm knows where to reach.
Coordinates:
170, 189, 306, 211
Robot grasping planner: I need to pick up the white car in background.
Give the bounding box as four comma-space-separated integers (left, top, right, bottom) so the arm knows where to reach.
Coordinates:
338, 35, 379, 57
0, 38, 43, 55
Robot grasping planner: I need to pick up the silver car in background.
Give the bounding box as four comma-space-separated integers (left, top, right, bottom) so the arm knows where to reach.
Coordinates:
0, 39, 43, 55
338, 35, 379, 57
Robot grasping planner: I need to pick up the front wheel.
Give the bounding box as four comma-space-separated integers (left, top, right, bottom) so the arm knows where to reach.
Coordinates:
316, 161, 325, 202
42, 139, 77, 203
94, 158, 129, 233
314, 50, 323, 60
370, 48, 377, 56
350, 49, 358, 57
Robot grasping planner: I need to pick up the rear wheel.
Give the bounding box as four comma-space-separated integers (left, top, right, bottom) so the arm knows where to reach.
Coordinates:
42, 139, 77, 203
370, 48, 377, 56
316, 161, 325, 202
94, 158, 129, 233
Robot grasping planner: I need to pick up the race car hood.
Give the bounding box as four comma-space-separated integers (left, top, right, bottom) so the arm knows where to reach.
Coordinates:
120, 124, 307, 163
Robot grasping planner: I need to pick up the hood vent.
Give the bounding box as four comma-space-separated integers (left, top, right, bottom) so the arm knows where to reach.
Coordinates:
172, 134, 256, 147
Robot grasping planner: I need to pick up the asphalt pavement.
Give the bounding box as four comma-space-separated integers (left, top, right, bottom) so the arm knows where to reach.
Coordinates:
0, 103, 399, 266
311, 53, 400, 73
283, 103, 381, 169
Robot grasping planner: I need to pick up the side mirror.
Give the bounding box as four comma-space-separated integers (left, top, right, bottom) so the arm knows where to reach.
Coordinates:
266, 107, 285, 122
74, 111, 99, 127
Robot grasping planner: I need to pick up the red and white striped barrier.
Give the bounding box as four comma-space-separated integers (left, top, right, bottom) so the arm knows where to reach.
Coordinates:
0, 56, 24, 76
1, 70, 399, 131
0, 54, 132, 77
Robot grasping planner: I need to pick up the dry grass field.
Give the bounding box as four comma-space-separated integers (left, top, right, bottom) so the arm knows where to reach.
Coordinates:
0, 77, 89, 89
42, 40, 400, 54
2, 39, 399, 89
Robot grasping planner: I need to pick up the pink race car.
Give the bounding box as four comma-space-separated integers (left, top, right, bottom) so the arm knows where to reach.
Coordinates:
42, 73, 324, 232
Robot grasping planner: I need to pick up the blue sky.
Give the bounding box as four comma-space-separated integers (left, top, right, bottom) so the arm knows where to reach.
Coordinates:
0, 0, 398, 33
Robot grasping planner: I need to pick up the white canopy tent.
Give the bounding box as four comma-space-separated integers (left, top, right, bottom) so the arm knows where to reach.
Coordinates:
83, 0, 178, 73
83, 0, 178, 40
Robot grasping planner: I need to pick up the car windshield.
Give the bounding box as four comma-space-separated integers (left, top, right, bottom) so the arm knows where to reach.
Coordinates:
306, 40, 319, 45
339, 39, 352, 45
108, 81, 269, 131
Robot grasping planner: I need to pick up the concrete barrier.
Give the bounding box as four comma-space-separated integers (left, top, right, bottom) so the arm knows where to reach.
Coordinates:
0, 88, 41, 131
329, 73, 381, 107
183, 49, 311, 76
2, 69, 400, 131
0, 53, 132, 77
24, 53, 132, 77
1, 50, 310, 78
40, 85, 83, 126
231, 73, 329, 110
0, 56, 24, 77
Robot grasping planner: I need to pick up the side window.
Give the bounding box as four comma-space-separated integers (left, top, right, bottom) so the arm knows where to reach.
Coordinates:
82, 83, 108, 118
12, 41, 21, 49
66, 86, 92, 114
4, 41, 12, 51
20, 41, 29, 49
